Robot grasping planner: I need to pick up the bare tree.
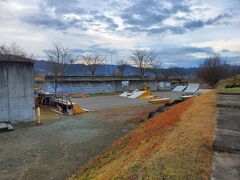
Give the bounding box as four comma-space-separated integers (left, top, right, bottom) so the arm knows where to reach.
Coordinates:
81, 54, 105, 78
150, 60, 162, 80
46, 43, 76, 96
162, 68, 173, 79
162, 67, 188, 79
230, 61, 240, 86
197, 54, 229, 86
116, 60, 128, 78
130, 49, 155, 79
0, 42, 26, 57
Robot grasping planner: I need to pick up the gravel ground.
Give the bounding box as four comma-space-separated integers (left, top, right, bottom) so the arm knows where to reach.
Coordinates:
0, 91, 182, 180
0, 105, 157, 180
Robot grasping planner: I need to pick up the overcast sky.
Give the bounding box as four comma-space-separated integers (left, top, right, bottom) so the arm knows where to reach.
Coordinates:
0, 0, 239, 67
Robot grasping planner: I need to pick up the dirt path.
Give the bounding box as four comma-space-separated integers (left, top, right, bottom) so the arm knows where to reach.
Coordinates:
0, 105, 157, 180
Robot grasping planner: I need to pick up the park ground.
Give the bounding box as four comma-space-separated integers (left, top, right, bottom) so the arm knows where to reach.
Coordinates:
0, 91, 218, 180
71, 91, 217, 179
0, 93, 165, 180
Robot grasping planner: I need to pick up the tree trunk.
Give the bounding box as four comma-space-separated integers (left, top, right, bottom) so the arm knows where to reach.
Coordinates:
54, 77, 58, 97
91, 71, 95, 79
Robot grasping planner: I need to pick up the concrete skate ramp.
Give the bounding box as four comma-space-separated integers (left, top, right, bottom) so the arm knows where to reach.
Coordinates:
184, 83, 200, 93
138, 92, 155, 99
73, 103, 89, 113
0, 122, 14, 131
119, 92, 130, 97
172, 85, 187, 92
128, 91, 148, 99
119, 89, 139, 97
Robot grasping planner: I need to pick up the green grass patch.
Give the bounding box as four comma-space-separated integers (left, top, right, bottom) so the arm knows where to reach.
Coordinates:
218, 87, 240, 93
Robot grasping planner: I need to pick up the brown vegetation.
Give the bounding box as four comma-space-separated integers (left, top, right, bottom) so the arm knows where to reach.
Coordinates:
70, 91, 217, 179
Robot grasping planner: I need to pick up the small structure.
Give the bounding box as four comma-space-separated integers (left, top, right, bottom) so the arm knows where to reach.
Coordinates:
54, 97, 87, 115
36, 90, 54, 107
34, 89, 87, 115
0, 55, 35, 124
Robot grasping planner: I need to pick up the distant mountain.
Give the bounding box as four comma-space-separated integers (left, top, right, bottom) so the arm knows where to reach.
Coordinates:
34, 60, 137, 76
34, 60, 52, 75
34, 60, 198, 78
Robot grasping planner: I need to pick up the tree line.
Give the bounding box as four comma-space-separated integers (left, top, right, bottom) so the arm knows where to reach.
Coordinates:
197, 54, 240, 86
1, 42, 240, 95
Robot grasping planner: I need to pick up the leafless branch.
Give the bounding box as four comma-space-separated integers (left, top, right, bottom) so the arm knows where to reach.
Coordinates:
45, 42, 76, 96
116, 60, 128, 78
130, 49, 155, 79
197, 54, 230, 86
0, 42, 26, 57
81, 54, 105, 77
150, 60, 162, 80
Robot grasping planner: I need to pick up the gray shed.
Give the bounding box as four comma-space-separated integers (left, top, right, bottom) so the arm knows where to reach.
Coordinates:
0, 55, 35, 123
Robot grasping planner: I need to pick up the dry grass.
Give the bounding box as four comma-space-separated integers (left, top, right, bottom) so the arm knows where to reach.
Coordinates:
143, 91, 217, 179
70, 91, 217, 180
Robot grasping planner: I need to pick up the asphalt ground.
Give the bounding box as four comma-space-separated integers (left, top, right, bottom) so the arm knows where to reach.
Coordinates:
72, 91, 182, 111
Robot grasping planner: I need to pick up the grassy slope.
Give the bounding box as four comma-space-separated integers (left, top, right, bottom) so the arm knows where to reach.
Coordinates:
70, 91, 217, 179
218, 87, 240, 93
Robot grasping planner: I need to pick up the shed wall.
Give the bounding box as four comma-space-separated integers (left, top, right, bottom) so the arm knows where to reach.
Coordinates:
0, 62, 35, 123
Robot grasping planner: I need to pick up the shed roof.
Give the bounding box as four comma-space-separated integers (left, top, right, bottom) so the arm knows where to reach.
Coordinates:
0, 54, 35, 63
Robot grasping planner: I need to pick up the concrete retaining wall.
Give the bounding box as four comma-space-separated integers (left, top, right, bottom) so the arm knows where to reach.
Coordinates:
36, 80, 178, 94
0, 62, 35, 123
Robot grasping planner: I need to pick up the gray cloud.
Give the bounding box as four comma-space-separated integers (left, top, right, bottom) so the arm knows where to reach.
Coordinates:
155, 46, 215, 67
120, 0, 232, 35
123, 12, 232, 35
121, 0, 189, 28
206, 13, 232, 25
40, 0, 86, 15
94, 14, 119, 30
21, 1, 119, 32
19, 0, 234, 36
184, 20, 204, 30
23, 14, 68, 30
183, 13, 232, 30
69, 45, 118, 57
121, 0, 189, 29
